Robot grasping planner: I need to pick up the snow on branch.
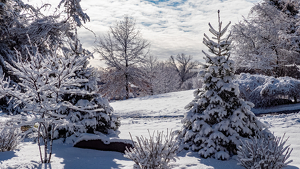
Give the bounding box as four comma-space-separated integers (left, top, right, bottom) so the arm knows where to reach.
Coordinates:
58, 0, 90, 26
125, 130, 179, 169
237, 133, 293, 169
235, 73, 300, 107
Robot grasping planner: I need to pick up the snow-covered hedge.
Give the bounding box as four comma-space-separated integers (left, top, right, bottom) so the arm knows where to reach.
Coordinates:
124, 130, 179, 169
237, 133, 293, 169
235, 73, 300, 107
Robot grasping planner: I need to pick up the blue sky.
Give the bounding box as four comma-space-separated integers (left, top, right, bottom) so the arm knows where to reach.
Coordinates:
28, 0, 262, 68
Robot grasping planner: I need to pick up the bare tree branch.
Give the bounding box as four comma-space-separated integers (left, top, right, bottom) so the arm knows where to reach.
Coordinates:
96, 16, 150, 99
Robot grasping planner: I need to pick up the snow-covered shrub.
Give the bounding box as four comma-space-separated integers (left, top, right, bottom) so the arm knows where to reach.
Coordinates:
179, 11, 264, 160
124, 130, 179, 169
0, 0, 90, 115
181, 78, 194, 90
237, 133, 293, 169
0, 123, 21, 152
259, 76, 300, 103
235, 73, 300, 107
0, 43, 119, 163
235, 73, 268, 101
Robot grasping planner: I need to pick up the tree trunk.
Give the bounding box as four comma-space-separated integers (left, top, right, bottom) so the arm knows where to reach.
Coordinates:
48, 123, 54, 163
38, 124, 43, 163
125, 73, 129, 99
44, 128, 48, 163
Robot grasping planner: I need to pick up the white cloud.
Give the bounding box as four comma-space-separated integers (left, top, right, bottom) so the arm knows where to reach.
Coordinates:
27, 0, 262, 68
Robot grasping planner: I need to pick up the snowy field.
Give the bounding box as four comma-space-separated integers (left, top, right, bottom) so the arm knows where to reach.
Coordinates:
0, 90, 300, 169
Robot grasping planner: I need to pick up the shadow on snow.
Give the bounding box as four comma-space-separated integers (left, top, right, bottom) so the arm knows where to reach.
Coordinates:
51, 143, 132, 169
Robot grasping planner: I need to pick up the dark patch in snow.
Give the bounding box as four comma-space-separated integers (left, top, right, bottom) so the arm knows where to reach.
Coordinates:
74, 139, 133, 153
120, 115, 184, 119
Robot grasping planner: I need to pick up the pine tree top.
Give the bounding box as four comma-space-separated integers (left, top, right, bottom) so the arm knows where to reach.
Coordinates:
201, 11, 232, 72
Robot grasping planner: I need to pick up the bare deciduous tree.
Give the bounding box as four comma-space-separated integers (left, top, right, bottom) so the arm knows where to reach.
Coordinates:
143, 56, 181, 95
169, 53, 199, 88
143, 55, 158, 95
96, 16, 150, 99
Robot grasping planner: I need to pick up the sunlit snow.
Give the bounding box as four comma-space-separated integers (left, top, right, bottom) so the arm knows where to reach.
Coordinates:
0, 90, 299, 169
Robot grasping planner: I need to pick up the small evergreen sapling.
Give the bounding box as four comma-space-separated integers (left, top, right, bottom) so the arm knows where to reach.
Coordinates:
178, 11, 264, 160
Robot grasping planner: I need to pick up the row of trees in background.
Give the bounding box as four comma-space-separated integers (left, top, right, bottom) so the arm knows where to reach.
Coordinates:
95, 16, 200, 100
97, 54, 200, 100
97, 55, 200, 100
96, 0, 300, 100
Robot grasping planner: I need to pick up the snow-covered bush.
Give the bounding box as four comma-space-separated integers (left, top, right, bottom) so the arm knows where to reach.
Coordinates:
0, 0, 90, 115
259, 76, 300, 103
179, 11, 264, 160
1, 46, 89, 163
124, 130, 179, 169
237, 133, 293, 169
235, 73, 300, 107
192, 76, 203, 89
0, 122, 21, 152
235, 73, 267, 101
0, 44, 119, 163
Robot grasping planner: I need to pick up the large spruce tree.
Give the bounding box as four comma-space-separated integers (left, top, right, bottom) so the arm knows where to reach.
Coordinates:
179, 11, 264, 160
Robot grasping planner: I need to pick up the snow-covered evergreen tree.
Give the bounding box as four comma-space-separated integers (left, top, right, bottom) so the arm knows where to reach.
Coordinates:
57, 35, 120, 139
178, 11, 264, 160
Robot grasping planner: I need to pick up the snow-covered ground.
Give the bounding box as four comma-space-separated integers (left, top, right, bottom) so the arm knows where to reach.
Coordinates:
0, 90, 300, 169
